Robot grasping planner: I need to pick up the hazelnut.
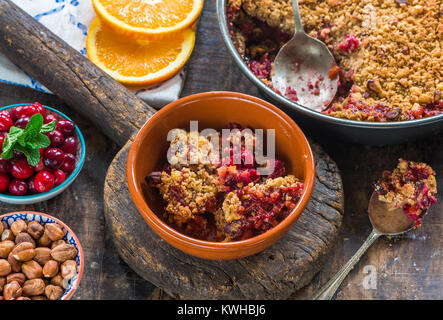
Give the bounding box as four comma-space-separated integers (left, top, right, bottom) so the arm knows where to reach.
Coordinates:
6, 273, 26, 286
30, 295, 48, 300
33, 247, 52, 266
0, 259, 11, 276
11, 242, 36, 262
51, 274, 69, 289
45, 224, 64, 241
43, 260, 59, 278
37, 232, 52, 247
51, 244, 77, 262
27, 221, 44, 239
10, 220, 27, 236
3, 280, 22, 300
22, 260, 43, 279
15, 232, 36, 246
1, 229, 14, 241
60, 260, 77, 280
45, 284, 64, 300
0, 222, 3, 235
22, 279, 46, 296
7, 253, 22, 273
51, 239, 66, 249
16, 296, 31, 300
0, 276, 5, 291
0, 240, 15, 258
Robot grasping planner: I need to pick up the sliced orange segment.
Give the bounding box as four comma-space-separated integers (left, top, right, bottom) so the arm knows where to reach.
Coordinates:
92, 0, 203, 39
86, 18, 195, 86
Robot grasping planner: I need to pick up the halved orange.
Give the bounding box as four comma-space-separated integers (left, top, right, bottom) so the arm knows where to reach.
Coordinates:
86, 18, 195, 86
92, 0, 204, 39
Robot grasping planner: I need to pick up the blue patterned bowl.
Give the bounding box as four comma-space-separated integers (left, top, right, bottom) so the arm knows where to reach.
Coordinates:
0, 104, 86, 204
0, 211, 84, 300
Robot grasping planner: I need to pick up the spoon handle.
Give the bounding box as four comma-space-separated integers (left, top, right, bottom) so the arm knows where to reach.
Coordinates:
292, 0, 305, 34
311, 229, 381, 300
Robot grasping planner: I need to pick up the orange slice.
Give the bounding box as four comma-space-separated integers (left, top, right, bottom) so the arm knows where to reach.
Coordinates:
86, 18, 195, 86
92, 0, 203, 39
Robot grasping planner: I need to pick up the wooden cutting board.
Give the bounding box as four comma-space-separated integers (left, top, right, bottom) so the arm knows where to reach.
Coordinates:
104, 142, 343, 299
0, 0, 344, 299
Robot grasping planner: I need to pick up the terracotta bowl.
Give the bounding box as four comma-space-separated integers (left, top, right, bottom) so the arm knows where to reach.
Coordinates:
127, 91, 315, 260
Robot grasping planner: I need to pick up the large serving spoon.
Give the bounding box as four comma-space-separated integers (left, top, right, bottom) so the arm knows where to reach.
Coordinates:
312, 192, 416, 300
272, 0, 338, 112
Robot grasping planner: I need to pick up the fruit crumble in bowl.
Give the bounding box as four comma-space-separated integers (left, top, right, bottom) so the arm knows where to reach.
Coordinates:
374, 159, 437, 228
0, 103, 86, 205
217, 0, 443, 144
127, 91, 315, 260
147, 125, 305, 242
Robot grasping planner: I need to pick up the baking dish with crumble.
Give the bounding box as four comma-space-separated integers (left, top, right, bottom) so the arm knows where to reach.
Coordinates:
217, 0, 443, 145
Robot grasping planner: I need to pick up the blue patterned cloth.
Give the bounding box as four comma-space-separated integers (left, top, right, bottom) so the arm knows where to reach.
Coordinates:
0, 0, 186, 108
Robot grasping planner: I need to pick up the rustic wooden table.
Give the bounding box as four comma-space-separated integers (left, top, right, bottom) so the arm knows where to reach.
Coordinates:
0, 1, 441, 300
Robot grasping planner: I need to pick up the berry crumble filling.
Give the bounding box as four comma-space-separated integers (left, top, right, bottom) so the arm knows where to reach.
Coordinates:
374, 159, 437, 227
227, 0, 443, 122
147, 123, 305, 242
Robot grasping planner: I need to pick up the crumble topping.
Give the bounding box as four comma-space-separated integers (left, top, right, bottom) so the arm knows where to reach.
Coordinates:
151, 166, 221, 227
227, 0, 443, 121
374, 159, 437, 226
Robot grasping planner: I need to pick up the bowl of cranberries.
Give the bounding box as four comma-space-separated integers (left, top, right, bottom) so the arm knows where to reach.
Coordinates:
0, 103, 86, 204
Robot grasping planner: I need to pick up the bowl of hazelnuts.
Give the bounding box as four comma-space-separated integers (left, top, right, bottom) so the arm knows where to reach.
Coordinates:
0, 211, 84, 300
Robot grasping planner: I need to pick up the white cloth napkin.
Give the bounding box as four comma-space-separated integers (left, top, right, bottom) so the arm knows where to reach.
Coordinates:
0, 0, 186, 108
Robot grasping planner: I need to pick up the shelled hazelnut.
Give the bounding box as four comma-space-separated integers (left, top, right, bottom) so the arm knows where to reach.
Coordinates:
0, 219, 78, 300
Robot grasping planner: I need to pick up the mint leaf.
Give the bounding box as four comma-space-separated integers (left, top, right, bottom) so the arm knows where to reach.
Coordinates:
41, 120, 57, 133
25, 113, 44, 133
27, 133, 50, 150
25, 147, 41, 167
2, 112, 58, 166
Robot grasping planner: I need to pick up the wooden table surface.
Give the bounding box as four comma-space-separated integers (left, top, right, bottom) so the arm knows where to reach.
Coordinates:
0, 1, 442, 300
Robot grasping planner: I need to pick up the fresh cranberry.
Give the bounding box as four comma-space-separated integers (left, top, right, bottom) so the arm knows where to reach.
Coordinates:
46, 130, 64, 147
0, 158, 10, 174
0, 173, 10, 192
43, 148, 65, 169
53, 169, 66, 186
34, 158, 45, 172
0, 135, 4, 152
11, 106, 25, 121
44, 114, 58, 124
0, 110, 11, 118
57, 120, 75, 136
10, 158, 34, 179
21, 105, 40, 118
13, 151, 24, 158
61, 153, 76, 172
62, 136, 77, 155
34, 171, 54, 193
0, 113, 13, 132
32, 102, 45, 116
14, 116, 30, 129
28, 176, 37, 194
9, 179, 28, 196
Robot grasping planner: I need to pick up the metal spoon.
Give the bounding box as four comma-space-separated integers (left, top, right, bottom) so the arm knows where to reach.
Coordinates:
311, 192, 416, 300
272, 0, 338, 112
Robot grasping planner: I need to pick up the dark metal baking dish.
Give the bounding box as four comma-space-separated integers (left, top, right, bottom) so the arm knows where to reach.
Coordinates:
216, 0, 443, 146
